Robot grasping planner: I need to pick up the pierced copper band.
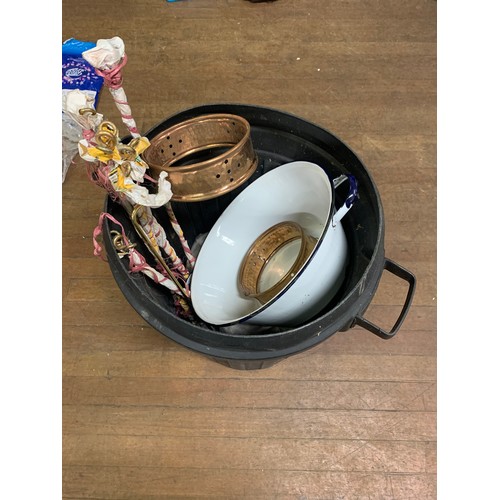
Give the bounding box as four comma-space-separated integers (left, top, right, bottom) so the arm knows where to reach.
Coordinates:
142, 114, 258, 202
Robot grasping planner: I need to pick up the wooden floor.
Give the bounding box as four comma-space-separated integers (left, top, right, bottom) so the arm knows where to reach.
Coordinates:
62, 1, 436, 498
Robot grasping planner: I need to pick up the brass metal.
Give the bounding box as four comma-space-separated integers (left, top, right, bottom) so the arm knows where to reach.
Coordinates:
129, 205, 191, 301
99, 120, 119, 136
118, 144, 138, 160
141, 114, 258, 202
119, 161, 132, 177
238, 221, 318, 305
78, 107, 97, 116
94, 120, 120, 153
128, 137, 143, 150
110, 230, 137, 253
95, 130, 117, 154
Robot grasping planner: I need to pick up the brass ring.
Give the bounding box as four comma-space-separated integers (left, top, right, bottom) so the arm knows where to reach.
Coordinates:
141, 114, 258, 202
119, 161, 132, 177
111, 231, 136, 252
238, 221, 318, 305
128, 137, 142, 150
99, 121, 119, 136
78, 107, 97, 116
95, 130, 117, 151
118, 145, 137, 160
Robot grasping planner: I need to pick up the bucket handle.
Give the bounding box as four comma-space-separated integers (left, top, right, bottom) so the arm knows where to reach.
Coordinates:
331, 174, 359, 227
353, 258, 417, 339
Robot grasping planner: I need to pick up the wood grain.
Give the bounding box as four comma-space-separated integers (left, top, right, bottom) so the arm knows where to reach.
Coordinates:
62, 0, 436, 497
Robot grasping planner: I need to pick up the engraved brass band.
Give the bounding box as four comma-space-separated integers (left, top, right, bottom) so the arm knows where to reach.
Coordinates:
238, 221, 317, 305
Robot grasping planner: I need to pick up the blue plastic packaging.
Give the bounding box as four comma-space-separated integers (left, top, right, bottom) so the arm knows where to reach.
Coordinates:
62, 38, 104, 102
62, 38, 105, 182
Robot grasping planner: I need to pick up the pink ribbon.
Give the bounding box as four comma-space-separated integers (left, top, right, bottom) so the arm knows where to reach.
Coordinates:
94, 53, 128, 90
92, 212, 126, 259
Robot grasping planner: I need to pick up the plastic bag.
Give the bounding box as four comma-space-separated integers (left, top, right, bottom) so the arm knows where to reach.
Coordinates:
62, 38, 103, 182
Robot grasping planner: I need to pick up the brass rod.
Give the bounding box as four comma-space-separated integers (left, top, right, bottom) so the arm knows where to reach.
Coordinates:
129, 205, 191, 301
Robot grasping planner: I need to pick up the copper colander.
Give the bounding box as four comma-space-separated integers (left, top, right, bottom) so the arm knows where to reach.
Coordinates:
238, 221, 318, 305
141, 113, 258, 202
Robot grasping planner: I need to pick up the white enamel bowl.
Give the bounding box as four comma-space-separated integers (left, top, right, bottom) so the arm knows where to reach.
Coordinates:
190, 161, 355, 327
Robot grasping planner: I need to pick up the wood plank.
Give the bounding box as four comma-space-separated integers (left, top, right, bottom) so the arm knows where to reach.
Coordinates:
62, 299, 156, 328
63, 433, 433, 473
62, 324, 176, 352
63, 376, 436, 411
63, 235, 103, 259
66, 278, 124, 302
62, 258, 113, 280
63, 405, 436, 442
126, 53, 435, 84
391, 473, 437, 499
62, 466, 435, 499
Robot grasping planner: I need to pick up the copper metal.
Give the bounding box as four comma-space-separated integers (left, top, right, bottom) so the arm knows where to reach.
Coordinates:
141, 114, 258, 202
238, 221, 318, 305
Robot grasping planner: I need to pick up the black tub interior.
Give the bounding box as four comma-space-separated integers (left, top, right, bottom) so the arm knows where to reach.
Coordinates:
103, 104, 383, 362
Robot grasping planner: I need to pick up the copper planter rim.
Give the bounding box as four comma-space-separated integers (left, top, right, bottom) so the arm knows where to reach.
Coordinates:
238, 220, 318, 305
142, 113, 258, 202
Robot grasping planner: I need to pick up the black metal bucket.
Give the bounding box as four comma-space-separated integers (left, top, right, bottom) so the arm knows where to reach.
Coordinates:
103, 104, 416, 370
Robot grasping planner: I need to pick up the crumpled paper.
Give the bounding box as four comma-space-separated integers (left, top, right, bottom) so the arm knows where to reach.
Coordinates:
62, 89, 104, 181
82, 37, 140, 138
110, 169, 173, 208
81, 36, 124, 70
62, 89, 103, 131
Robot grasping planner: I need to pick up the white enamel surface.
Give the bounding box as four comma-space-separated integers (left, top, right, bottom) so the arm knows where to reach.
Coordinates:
190, 161, 349, 326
